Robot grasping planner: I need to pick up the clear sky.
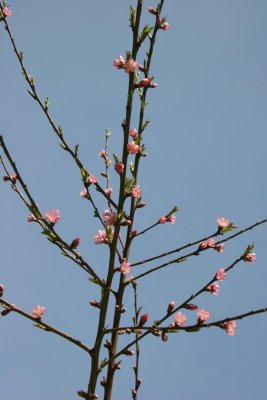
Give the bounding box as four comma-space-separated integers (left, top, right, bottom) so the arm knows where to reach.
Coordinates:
0, 1, 266, 399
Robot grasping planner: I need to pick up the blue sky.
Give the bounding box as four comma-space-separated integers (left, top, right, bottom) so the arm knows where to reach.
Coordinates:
0, 1, 266, 399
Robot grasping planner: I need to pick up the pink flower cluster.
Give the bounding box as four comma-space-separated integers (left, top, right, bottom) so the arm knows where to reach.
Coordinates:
199, 239, 224, 254
46, 209, 60, 224
105, 187, 113, 196
131, 185, 142, 198
113, 56, 138, 73
88, 174, 98, 185
114, 162, 124, 174
159, 214, 176, 224
207, 282, 220, 296
173, 311, 186, 326
103, 210, 116, 226
80, 188, 89, 198
120, 259, 131, 275
197, 308, 210, 323
129, 128, 137, 138
3, 6, 12, 16
31, 305, 45, 319
94, 230, 114, 245
245, 253, 256, 263
216, 268, 227, 281
127, 140, 140, 154
3, 173, 17, 183
224, 320, 237, 336
217, 217, 229, 231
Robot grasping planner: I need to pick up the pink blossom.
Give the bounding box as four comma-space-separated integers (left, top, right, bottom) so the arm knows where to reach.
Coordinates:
185, 303, 198, 310
167, 301, 175, 313
148, 7, 157, 15
80, 188, 89, 198
199, 241, 207, 249
127, 140, 140, 154
105, 187, 113, 196
207, 238, 216, 248
88, 174, 98, 184
161, 22, 170, 31
139, 77, 151, 87
216, 268, 227, 281
131, 185, 142, 198
70, 237, 80, 249
139, 313, 148, 326
215, 244, 224, 254
129, 128, 137, 138
27, 214, 36, 222
31, 305, 45, 319
167, 214, 176, 224
3, 174, 17, 183
114, 162, 124, 174
207, 282, 220, 295
217, 217, 229, 230
3, 6, 12, 16
45, 209, 60, 224
174, 311, 187, 326
124, 58, 138, 73
98, 150, 106, 158
94, 230, 107, 245
245, 253, 256, 263
159, 217, 166, 224
103, 210, 117, 226
120, 258, 131, 275
197, 308, 210, 323
113, 55, 125, 69
224, 320, 237, 336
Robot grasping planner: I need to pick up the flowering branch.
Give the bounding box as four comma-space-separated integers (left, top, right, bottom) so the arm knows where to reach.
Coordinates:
0, 135, 103, 285
131, 218, 267, 268
0, 298, 91, 353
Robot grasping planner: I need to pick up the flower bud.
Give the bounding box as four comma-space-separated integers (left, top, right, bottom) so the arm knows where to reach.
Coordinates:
70, 237, 80, 249
139, 313, 148, 326
104, 340, 112, 349
120, 219, 132, 226
161, 332, 168, 342
137, 379, 142, 388
1, 304, 15, 316
184, 303, 198, 310
0, 284, 4, 297
136, 202, 146, 208
123, 350, 134, 356
245, 253, 256, 263
89, 300, 101, 309
148, 7, 157, 15
77, 390, 87, 398
167, 301, 175, 313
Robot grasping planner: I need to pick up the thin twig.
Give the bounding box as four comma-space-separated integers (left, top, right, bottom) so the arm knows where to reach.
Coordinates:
0, 298, 91, 353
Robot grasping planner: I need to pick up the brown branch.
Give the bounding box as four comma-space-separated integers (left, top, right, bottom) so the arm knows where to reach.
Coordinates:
131, 219, 267, 267
0, 298, 91, 353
